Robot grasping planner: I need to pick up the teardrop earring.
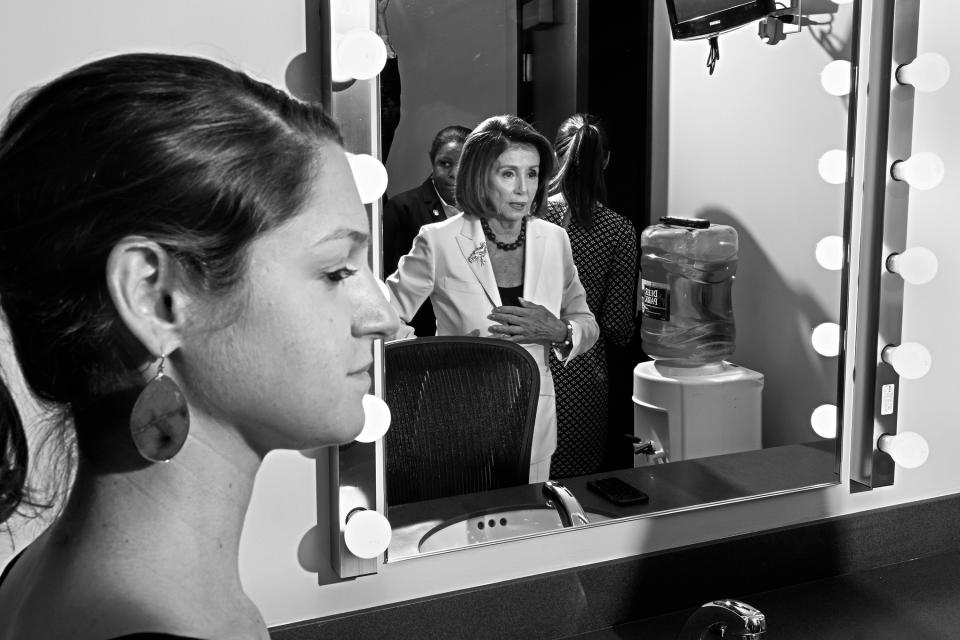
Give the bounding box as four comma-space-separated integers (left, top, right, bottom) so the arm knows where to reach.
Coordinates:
129, 354, 190, 462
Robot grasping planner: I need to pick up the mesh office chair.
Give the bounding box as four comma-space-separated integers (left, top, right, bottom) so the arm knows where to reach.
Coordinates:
384, 336, 540, 506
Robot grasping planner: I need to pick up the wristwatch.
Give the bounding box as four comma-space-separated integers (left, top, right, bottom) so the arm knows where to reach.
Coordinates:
552, 321, 573, 350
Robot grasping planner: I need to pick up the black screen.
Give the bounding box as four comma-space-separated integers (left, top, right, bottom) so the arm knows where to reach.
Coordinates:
673, 0, 755, 23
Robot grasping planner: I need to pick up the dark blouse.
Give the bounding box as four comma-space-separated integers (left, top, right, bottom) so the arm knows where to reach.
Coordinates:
498, 284, 523, 308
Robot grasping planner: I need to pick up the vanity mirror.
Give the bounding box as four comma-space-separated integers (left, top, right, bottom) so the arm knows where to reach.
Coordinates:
377, 0, 858, 560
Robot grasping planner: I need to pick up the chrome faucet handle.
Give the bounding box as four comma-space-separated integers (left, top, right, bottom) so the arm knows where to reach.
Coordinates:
677, 599, 766, 640
542, 480, 589, 527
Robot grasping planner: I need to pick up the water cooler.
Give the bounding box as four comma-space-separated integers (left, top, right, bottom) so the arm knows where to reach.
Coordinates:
634, 216, 763, 465
632, 360, 763, 465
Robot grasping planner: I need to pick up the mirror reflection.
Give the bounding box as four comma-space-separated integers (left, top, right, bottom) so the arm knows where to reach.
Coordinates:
378, 0, 855, 560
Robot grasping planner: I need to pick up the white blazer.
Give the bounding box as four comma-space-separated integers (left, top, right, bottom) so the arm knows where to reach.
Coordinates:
385, 213, 599, 464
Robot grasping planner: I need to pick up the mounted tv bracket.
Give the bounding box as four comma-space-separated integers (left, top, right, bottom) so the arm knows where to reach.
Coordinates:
705, 1, 802, 74
667, 0, 803, 75
758, 0, 803, 46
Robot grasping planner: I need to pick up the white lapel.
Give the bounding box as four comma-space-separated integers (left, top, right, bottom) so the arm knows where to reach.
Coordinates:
456, 215, 501, 306
522, 217, 546, 301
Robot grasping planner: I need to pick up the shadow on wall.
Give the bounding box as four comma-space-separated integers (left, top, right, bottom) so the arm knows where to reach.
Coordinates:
700, 207, 838, 448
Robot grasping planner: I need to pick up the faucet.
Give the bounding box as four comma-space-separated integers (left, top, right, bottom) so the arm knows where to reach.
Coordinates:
677, 599, 766, 640
542, 480, 589, 527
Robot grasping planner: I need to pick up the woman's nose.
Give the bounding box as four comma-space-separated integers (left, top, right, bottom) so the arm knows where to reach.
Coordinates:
353, 271, 401, 339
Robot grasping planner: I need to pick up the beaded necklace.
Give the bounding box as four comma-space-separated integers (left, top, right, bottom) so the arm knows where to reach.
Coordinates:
480, 216, 526, 251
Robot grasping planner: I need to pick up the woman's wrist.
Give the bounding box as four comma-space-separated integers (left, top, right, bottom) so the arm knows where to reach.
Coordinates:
551, 321, 573, 349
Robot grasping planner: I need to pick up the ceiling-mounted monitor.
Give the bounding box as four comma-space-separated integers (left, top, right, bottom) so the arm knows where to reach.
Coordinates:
666, 0, 777, 40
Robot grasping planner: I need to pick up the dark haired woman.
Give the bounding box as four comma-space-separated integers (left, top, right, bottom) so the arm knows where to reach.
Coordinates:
543, 113, 638, 478
0, 52, 398, 638
383, 124, 472, 336
386, 114, 598, 483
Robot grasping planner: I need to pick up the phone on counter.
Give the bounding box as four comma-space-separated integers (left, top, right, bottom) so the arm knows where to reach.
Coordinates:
586, 477, 650, 506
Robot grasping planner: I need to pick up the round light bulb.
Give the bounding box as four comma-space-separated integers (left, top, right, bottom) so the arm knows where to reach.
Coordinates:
886, 247, 939, 285
355, 394, 391, 443
335, 29, 387, 81
346, 152, 388, 204
896, 52, 951, 93
815, 235, 845, 271
343, 508, 392, 559
878, 431, 929, 469
818, 149, 848, 184
810, 404, 837, 439
811, 322, 841, 357
891, 152, 945, 190
821, 60, 852, 96
881, 342, 932, 380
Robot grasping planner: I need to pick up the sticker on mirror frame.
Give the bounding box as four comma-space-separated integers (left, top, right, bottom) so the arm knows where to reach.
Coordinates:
881, 383, 896, 416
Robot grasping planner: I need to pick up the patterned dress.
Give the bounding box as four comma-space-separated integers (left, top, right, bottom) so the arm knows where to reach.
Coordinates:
543, 198, 638, 478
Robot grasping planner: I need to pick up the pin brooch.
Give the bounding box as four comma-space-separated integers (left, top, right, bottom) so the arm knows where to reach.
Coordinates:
467, 241, 488, 266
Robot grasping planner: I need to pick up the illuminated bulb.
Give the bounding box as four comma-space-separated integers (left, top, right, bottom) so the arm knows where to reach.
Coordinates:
343, 508, 392, 559
815, 235, 845, 271
355, 394, 391, 443
818, 149, 847, 184
891, 152, 945, 190
821, 60, 852, 96
886, 247, 939, 285
881, 342, 932, 380
896, 53, 951, 93
811, 322, 841, 357
333, 29, 387, 82
833, 0, 854, 4
810, 404, 837, 439
346, 152, 388, 204
878, 431, 929, 469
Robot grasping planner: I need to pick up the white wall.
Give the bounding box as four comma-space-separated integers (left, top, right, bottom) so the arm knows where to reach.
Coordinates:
666, 8, 853, 447
2, 0, 959, 629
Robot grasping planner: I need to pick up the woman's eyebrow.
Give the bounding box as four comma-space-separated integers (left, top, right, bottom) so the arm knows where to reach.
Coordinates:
311, 228, 370, 248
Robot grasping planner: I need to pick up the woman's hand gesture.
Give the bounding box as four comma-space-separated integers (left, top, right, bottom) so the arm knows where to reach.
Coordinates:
488, 297, 567, 346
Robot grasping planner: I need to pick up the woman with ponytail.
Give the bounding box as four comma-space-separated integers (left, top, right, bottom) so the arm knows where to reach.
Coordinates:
0, 52, 398, 638
543, 114, 638, 479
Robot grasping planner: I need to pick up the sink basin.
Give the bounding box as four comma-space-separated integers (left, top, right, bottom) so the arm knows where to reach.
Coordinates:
418, 506, 614, 553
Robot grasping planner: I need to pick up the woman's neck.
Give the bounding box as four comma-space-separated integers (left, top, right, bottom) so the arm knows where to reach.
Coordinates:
486, 216, 523, 239
20, 415, 268, 638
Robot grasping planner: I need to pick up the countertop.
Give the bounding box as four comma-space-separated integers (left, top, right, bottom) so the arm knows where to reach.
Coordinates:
387, 440, 837, 561
565, 550, 960, 639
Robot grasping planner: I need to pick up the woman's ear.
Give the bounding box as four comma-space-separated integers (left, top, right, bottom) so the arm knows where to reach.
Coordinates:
106, 237, 190, 360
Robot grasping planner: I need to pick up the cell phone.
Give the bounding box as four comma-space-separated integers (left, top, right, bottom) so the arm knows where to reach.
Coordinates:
586, 477, 650, 506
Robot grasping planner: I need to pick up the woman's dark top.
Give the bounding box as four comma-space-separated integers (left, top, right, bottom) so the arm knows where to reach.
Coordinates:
0, 548, 204, 639
543, 200, 638, 478
497, 284, 523, 308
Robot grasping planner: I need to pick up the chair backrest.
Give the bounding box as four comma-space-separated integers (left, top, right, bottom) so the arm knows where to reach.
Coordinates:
384, 336, 540, 505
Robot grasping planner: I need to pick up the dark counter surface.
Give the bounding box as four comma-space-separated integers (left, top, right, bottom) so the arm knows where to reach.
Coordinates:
566, 549, 960, 639
273, 494, 960, 640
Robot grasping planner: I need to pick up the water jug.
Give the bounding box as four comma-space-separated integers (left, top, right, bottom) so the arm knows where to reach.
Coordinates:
639, 216, 738, 365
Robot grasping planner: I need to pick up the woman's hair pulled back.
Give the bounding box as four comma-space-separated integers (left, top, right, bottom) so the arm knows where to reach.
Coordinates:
0, 52, 342, 521
549, 113, 608, 229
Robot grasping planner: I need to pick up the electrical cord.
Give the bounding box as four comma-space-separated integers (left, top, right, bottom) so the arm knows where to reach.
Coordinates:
706, 36, 720, 75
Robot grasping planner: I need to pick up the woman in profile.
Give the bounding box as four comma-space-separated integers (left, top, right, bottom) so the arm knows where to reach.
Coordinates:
544, 113, 638, 478
386, 114, 598, 482
0, 53, 398, 639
